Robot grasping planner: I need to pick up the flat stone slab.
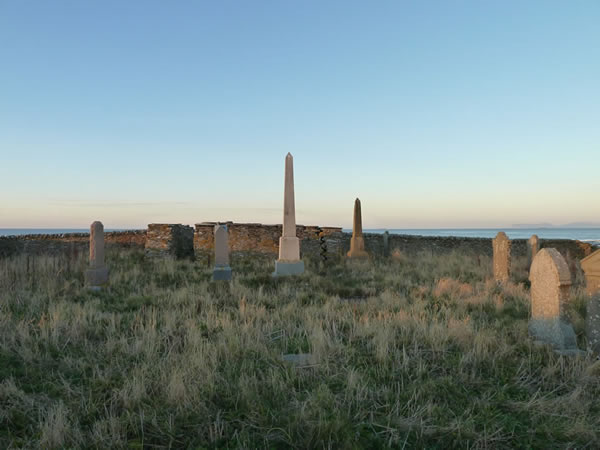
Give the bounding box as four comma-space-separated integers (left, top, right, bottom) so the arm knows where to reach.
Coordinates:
272, 260, 304, 277
281, 353, 315, 366
213, 265, 232, 281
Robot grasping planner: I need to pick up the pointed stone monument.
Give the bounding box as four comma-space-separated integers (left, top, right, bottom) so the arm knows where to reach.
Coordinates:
529, 248, 581, 354
213, 224, 232, 281
85, 221, 109, 290
273, 153, 304, 276
492, 231, 511, 282
347, 198, 369, 259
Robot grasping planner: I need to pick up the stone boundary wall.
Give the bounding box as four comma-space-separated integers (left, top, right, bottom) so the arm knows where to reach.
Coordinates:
0, 225, 593, 262
145, 224, 194, 259
360, 233, 593, 260
193, 222, 344, 260
0, 230, 146, 258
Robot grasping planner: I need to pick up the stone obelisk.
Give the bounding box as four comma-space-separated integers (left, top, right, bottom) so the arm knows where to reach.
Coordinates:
85, 221, 109, 290
273, 153, 304, 276
347, 198, 369, 258
213, 224, 232, 281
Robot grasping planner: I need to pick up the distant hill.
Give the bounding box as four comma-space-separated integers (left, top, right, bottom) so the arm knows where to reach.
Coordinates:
512, 222, 600, 228
561, 222, 600, 228
512, 223, 554, 228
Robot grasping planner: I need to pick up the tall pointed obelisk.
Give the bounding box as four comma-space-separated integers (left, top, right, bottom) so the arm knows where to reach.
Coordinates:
347, 198, 369, 258
273, 153, 304, 276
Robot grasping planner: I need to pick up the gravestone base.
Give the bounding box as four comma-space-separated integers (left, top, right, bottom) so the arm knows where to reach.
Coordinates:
85, 266, 109, 289
346, 236, 369, 259
347, 249, 369, 259
529, 318, 579, 352
272, 260, 304, 277
213, 265, 232, 281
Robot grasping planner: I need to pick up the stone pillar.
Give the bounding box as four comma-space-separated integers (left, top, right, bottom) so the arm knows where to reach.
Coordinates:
85, 221, 109, 290
527, 234, 539, 268
273, 153, 304, 276
383, 230, 390, 257
347, 198, 369, 259
580, 249, 600, 355
528, 248, 580, 354
213, 224, 232, 281
492, 231, 511, 282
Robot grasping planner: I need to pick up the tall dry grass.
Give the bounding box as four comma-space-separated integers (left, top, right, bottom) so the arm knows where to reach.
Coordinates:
0, 248, 598, 448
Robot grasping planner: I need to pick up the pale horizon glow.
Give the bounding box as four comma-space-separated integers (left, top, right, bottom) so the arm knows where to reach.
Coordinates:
1, 1, 599, 229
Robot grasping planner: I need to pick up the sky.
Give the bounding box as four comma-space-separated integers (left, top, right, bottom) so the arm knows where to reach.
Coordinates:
1, 1, 599, 229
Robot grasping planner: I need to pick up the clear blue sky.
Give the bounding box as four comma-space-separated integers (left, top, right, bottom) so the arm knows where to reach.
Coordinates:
1, 1, 598, 229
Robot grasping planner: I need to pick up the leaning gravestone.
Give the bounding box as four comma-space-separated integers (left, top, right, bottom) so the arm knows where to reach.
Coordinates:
213, 224, 232, 281
85, 221, 109, 290
529, 248, 581, 354
581, 249, 600, 354
492, 231, 511, 282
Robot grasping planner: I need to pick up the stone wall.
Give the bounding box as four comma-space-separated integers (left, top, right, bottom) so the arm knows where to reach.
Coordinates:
0, 225, 593, 263
0, 230, 146, 258
145, 224, 194, 259
193, 222, 344, 260
353, 233, 593, 260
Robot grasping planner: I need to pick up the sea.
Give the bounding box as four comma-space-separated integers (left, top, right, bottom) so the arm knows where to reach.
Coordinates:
357, 228, 600, 246
2, 227, 599, 246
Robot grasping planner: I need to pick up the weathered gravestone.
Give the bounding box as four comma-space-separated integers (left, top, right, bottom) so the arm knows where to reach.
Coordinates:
492, 231, 511, 282
273, 153, 304, 276
581, 249, 600, 296
527, 234, 540, 268
85, 221, 109, 290
529, 248, 581, 354
382, 231, 390, 257
213, 224, 232, 281
347, 198, 369, 259
581, 249, 600, 355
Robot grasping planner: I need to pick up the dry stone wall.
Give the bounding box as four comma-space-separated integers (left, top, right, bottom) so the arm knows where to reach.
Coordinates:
193, 222, 344, 261
0, 226, 593, 263
145, 224, 194, 259
0, 230, 146, 258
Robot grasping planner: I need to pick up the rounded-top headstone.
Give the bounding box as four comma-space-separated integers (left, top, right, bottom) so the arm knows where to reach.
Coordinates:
90, 221, 105, 268
529, 248, 571, 319
492, 231, 511, 282
214, 224, 230, 266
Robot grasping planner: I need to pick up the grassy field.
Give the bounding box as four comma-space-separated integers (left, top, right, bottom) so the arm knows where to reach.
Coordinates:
1, 248, 599, 448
